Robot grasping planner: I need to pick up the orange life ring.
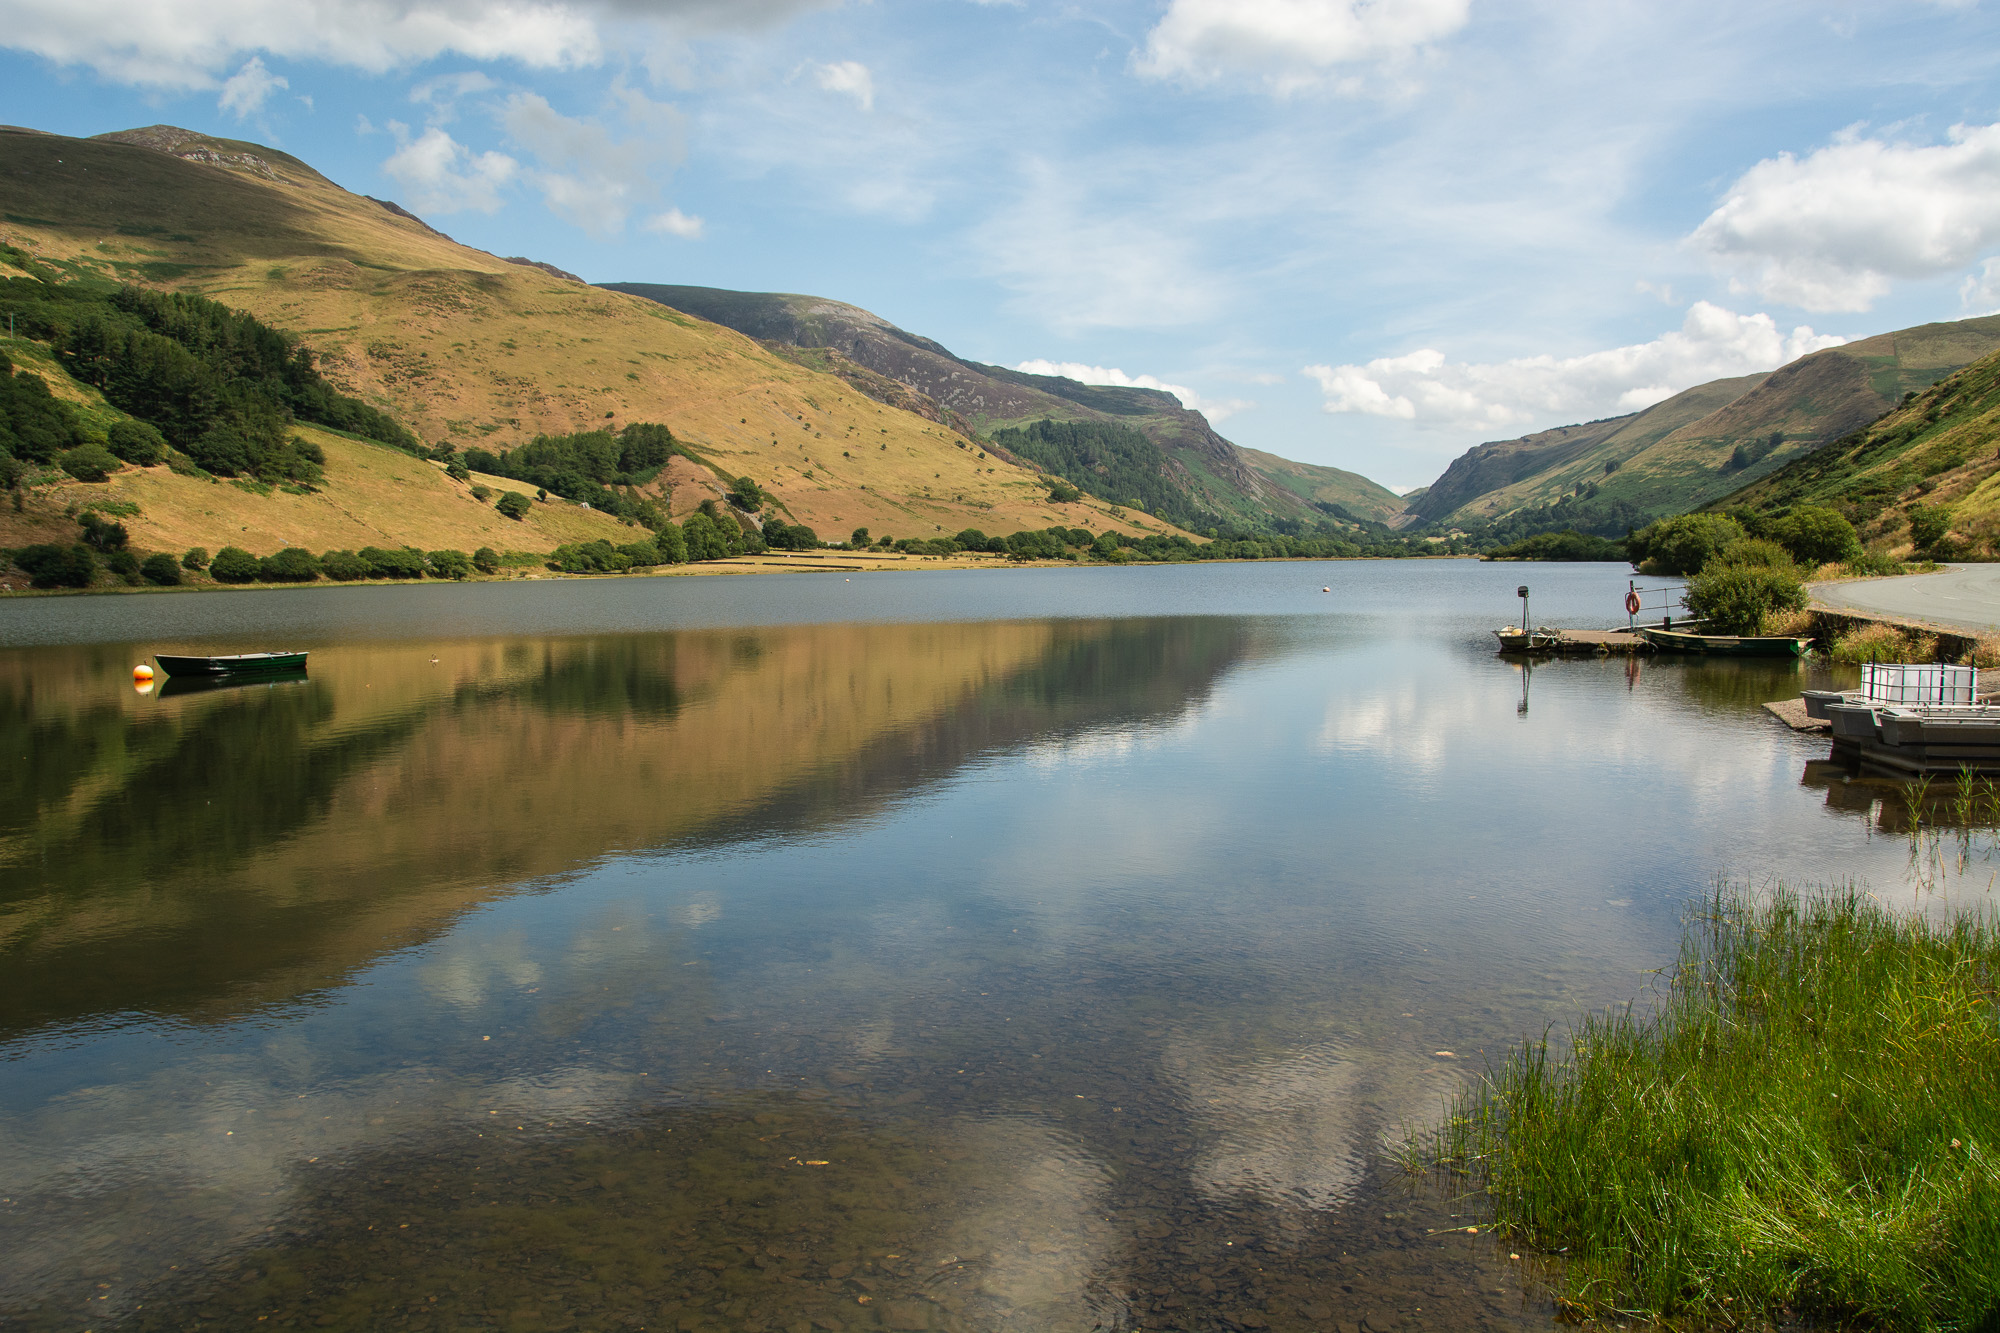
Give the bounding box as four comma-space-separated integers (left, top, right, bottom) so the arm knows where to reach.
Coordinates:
1624, 589, 1642, 616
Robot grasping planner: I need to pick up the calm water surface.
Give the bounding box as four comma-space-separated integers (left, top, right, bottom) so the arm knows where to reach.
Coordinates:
0, 561, 1972, 1333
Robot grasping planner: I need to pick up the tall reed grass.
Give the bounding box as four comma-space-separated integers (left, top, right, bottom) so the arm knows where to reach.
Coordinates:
1421, 885, 2000, 1329
1829, 622, 1938, 664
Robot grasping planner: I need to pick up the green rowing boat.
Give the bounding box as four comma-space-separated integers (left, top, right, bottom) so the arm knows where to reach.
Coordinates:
1635, 628, 1808, 658
155, 651, 310, 676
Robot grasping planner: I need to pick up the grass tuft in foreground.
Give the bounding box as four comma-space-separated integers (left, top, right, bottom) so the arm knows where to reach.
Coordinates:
1422, 885, 2000, 1329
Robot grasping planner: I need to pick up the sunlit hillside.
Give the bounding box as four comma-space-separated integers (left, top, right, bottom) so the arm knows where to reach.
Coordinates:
0, 125, 1186, 546
604, 283, 1409, 528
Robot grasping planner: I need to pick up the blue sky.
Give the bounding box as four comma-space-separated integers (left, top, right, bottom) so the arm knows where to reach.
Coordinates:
4, 1, 2000, 491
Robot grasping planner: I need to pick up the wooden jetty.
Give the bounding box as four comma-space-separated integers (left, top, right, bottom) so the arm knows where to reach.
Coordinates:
1551, 628, 1650, 655
1494, 627, 1652, 656
1493, 582, 1665, 656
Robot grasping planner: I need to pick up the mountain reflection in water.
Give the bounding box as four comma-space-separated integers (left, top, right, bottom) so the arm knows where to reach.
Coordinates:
3, 562, 1982, 1333
0, 618, 1244, 1033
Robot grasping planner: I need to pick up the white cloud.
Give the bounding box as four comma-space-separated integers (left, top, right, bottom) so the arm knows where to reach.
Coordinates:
0, 0, 830, 90
1961, 257, 2000, 315
1305, 302, 1845, 431
410, 70, 497, 124
499, 87, 686, 236
1013, 360, 1253, 422
1136, 0, 1471, 93
0, 0, 601, 89
971, 163, 1225, 332
812, 59, 874, 111
380, 122, 518, 214
644, 207, 705, 239
1690, 121, 2000, 312
217, 55, 286, 118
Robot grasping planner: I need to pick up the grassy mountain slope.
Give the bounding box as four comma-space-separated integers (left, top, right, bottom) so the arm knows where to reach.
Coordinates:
1409, 374, 1765, 526
1408, 317, 2000, 532
0, 124, 1182, 548
1713, 343, 2000, 557
0, 333, 636, 559
1232, 446, 1409, 525
0, 426, 635, 562
601, 283, 1406, 527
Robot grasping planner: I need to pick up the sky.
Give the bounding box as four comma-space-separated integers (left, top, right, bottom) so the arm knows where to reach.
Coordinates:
3, 1, 2000, 492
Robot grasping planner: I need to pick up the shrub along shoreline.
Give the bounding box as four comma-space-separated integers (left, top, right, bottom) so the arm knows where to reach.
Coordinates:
1417, 884, 2000, 1330
1, 487, 1469, 593
1624, 507, 1900, 636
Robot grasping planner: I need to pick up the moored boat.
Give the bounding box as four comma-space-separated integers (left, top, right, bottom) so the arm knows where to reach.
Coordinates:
1493, 584, 1559, 652
154, 650, 310, 677
1493, 626, 1560, 652
1635, 628, 1807, 658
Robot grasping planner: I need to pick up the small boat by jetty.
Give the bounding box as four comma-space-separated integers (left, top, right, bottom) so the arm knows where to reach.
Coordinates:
1493, 626, 1560, 652
155, 650, 309, 677
1635, 627, 1808, 658
1493, 583, 1559, 653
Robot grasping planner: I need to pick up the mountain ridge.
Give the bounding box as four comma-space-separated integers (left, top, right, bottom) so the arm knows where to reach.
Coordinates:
601, 283, 1406, 527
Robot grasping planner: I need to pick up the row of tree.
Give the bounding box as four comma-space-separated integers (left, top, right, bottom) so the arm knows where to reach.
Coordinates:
201, 545, 495, 583
1481, 530, 1628, 562
838, 520, 1461, 562
0, 524, 506, 589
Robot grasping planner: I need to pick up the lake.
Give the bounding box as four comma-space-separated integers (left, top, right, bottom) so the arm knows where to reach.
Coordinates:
0, 560, 1969, 1333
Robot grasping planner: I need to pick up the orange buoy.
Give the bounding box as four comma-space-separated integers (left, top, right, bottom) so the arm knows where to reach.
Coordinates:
133, 663, 154, 683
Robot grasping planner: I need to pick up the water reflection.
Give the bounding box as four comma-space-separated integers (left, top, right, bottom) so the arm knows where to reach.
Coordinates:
3, 564, 1988, 1333
155, 668, 313, 698
0, 619, 1244, 1035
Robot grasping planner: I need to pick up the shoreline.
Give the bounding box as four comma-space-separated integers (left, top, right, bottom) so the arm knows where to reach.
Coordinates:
0, 550, 1485, 599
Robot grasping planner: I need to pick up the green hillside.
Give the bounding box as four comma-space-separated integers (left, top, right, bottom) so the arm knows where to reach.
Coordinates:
1407, 317, 2000, 534
601, 283, 1406, 527
0, 124, 1194, 555
1233, 446, 1408, 526
1712, 343, 2000, 558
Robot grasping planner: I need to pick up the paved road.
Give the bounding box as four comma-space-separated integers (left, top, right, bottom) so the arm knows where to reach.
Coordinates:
1811, 564, 2000, 634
